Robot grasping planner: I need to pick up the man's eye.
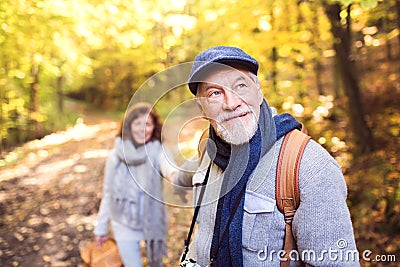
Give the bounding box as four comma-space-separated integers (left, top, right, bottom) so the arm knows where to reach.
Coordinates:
237, 83, 247, 89
209, 91, 221, 97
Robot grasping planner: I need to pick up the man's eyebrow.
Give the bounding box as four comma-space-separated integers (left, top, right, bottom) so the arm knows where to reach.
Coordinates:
199, 82, 223, 91
232, 75, 248, 84
199, 74, 250, 92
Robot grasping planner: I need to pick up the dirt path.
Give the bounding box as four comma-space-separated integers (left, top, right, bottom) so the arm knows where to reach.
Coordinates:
0, 111, 119, 266
0, 110, 191, 267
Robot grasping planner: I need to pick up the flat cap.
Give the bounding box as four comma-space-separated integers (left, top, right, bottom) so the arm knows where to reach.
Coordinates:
188, 46, 259, 95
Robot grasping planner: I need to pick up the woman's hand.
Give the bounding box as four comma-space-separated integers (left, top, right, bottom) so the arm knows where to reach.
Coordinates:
95, 235, 108, 248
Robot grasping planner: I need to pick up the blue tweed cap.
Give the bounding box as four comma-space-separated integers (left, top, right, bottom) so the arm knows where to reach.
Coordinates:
188, 46, 259, 95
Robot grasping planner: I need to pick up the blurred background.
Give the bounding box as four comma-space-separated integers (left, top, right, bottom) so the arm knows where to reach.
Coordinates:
0, 0, 399, 266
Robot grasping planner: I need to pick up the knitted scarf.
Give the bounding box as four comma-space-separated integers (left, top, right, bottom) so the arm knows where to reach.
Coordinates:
208, 100, 301, 266
114, 139, 168, 263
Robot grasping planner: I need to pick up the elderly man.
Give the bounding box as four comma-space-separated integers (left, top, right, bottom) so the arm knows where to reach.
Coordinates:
175, 46, 359, 267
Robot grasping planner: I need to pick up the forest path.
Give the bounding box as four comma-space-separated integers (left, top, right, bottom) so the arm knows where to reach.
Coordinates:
0, 104, 190, 267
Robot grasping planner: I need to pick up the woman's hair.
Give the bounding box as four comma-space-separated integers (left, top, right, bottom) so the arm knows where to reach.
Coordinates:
116, 102, 162, 142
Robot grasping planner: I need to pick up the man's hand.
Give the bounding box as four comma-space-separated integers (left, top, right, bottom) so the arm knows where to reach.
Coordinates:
95, 235, 108, 248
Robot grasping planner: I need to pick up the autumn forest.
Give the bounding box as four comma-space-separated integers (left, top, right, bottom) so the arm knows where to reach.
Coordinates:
0, 0, 399, 266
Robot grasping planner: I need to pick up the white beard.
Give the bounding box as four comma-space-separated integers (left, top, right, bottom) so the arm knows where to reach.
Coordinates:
215, 106, 258, 145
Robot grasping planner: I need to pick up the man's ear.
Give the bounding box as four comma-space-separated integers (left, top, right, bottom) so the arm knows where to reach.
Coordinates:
254, 76, 263, 105
257, 88, 263, 105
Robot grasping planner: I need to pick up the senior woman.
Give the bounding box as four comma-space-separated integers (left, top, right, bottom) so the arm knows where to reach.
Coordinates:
94, 102, 175, 267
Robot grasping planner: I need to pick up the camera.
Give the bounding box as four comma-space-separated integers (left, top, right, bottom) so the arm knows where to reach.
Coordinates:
180, 258, 202, 267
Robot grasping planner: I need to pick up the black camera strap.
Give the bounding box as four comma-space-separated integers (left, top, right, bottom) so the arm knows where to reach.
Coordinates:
180, 163, 212, 263
180, 163, 247, 265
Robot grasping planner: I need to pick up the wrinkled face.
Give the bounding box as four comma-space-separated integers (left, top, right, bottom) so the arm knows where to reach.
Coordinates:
130, 113, 154, 145
197, 67, 263, 145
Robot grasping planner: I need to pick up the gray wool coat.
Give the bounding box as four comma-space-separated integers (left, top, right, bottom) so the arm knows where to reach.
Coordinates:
175, 137, 360, 267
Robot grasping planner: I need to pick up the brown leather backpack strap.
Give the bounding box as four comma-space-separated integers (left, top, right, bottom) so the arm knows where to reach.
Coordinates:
276, 129, 311, 267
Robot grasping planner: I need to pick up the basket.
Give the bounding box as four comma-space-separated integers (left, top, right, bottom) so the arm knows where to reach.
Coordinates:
79, 238, 123, 267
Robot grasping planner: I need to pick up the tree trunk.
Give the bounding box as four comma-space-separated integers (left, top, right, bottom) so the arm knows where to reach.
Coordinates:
396, 0, 400, 57
0, 85, 4, 151
269, 7, 278, 93
30, 62, 42, 139
308, 1, 324, 95
323, 2, 374, 154
271, 47, 278, 92
314, 59, 324, 95
333, 56, 342, 99
57, 75, 63, 112
56, 61, 66, 113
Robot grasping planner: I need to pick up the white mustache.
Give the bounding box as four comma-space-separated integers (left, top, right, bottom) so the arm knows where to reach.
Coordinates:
216, 106, 255, 123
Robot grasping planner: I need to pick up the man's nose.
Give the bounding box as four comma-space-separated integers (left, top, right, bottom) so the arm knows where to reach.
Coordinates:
223, 89, 241, 110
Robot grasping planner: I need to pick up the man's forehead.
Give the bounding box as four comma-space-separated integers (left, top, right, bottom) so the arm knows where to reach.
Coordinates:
201, 67, 252, 84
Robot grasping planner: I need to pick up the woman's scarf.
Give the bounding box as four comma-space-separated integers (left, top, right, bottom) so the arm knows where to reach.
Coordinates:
114, 138, 168, 263
207, 99, 301, 266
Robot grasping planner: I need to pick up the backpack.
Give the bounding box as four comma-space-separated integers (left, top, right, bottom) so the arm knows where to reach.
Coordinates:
197, 126, 311, 267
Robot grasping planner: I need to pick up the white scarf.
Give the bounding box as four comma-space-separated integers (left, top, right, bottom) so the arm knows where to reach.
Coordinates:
114, 138, 168, 262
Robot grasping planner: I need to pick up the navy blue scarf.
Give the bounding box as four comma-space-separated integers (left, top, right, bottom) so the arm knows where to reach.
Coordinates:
208, 100, 301, 266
